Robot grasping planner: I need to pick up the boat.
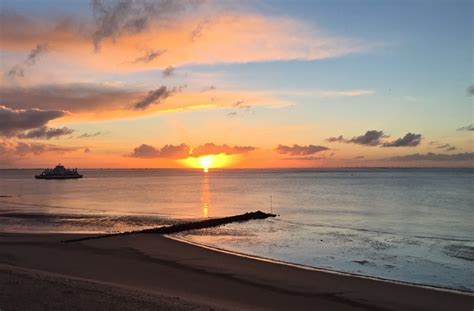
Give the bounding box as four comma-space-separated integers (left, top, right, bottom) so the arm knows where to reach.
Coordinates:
35, 164, 83, 179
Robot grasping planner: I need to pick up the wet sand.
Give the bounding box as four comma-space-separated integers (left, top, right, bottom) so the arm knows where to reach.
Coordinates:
0, 233, 472, 310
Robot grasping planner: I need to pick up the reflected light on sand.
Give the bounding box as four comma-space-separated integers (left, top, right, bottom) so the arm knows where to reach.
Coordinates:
201, 174, 211, 218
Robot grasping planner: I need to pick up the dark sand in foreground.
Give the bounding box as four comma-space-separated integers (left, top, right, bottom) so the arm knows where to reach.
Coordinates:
0, 233, 472, 310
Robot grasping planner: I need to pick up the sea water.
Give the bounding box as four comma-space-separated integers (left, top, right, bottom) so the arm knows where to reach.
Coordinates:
0, 168, 472, 291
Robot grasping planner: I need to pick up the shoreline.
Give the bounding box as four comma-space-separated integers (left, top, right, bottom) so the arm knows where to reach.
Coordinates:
0, 232, 473, 310
168, 235, 474, 296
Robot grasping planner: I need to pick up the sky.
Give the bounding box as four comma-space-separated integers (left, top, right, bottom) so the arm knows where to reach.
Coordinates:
0, 0, 472, 169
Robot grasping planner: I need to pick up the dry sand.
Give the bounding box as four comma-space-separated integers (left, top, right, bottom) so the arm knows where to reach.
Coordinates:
0, 232, 472, 311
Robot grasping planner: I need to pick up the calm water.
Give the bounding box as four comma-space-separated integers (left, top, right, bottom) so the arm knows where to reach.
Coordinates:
0, 168, 473, 291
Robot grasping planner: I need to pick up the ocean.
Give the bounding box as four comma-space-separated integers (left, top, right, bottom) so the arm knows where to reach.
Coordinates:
0, 168, 472, 291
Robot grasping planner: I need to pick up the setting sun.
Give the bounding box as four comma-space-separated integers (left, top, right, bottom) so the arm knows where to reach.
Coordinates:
181, 154, 236, 172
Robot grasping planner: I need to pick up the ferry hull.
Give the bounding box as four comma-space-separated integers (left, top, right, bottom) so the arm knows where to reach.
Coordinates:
35, 175, 83, 179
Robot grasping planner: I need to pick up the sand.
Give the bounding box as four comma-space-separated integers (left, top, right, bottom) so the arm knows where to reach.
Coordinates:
0, 232, 472, 311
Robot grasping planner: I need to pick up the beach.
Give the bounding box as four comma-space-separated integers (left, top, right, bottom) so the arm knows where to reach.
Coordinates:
0, 232, 472, 311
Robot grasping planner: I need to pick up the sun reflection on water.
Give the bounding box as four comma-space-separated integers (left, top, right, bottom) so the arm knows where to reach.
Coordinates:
201, 173, 211, 218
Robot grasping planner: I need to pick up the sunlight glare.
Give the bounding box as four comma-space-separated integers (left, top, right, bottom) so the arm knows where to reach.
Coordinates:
180, 154, 236, 172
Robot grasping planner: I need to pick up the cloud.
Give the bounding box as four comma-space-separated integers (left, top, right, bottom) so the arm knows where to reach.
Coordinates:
162, 66, 176, 77
348, 130, 387, 146
0, 105, 68, 136
326, 135, 345, 143
133, 49, 167, 63
17, 126, 75, 140
0, 84, 138, 113
190, 19, 210, 42
6, 43, 48, 79
77, 132, 102, 138
275, 144, 329, 156
132, 86, 180, 110
15, 142, 77, 155
0, 83, 288, 119
227, 112, 237, 117
129, 143, 190, 159
354, 156, 365, 159
430, 142, 456, 152
382, 133, 422, 147
0, 7, 369, 70
0, 139, 79, 157
91, 0, 198, 51
84, 148, 91, 153
388, 152, 473, 162
326, 130, 387, 146
457, 124, 474, 131
467, 85, 474, 96
191, 143, 256, 157
128, 142, 255, 159
283, 156, 327, 161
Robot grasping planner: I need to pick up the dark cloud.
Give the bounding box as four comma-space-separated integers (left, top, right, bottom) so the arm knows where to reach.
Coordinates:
133, 49, 167, 63
129, 142, 255, 159
77, 132, 102, 138
283, 156, 327, 161
348, 130, 386, 146
162, 66, 176, 77
275, 144, 329, 156
467, 85, 474, 96
15, 141, 77, 155
132, 86, 180, 110
354, 156, 365, 159
17, 126, 74, 140
457, 124, 474, 131
129, 144, 190, 159
326, 135, 344, 143
388, 152, 474, 162
326, 130, 387, 146
91, 0, 200, 51
430, 142, 456, 152
6, 43, 48, 79
0, 83, 138, 113
192, 143, 256, 157
382, 133, 422, 147
0, 105, 68, 137
190, 19, 209, 42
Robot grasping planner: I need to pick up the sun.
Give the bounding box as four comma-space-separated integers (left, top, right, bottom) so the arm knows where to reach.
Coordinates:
199, 156, 212, 173
181, 154, 236, 172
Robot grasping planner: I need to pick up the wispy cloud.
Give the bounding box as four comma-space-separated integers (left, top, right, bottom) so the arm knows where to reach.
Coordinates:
6, 43, 48, 79
77, 131, 102, 138
388, 152, 473, 162
133, 49, 167, 63
429, 141, 456, 152
0, 6, 371, 70
162, 66, 176, 77
276, 144, 329, 156
457, 124, 474, 131
17, 126, 74, 140
132, 86, 181, 110
467, 84, 474, 96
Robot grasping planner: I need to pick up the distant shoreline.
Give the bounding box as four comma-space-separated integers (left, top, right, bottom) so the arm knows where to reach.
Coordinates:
1, 167, 473, 170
